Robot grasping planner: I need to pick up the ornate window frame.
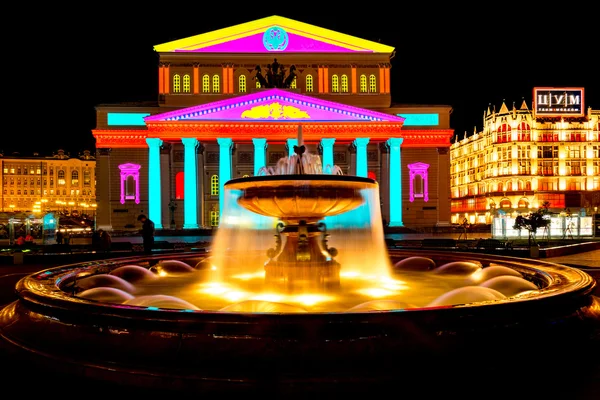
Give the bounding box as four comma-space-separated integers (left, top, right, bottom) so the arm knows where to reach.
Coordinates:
119, 163, 141, 204
408, 162, 429, 202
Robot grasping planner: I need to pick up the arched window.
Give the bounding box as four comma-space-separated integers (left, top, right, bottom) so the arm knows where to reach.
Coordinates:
57, 170, 65, 185
175, 172, 184, 199
83, 170, 91, 186
211, 175, 219, 196
517, 198, 529, 208
341, 75, 348, 93
118, 163, 141, 204
173, 74, 181, 93
239, 75, 247, 93
369, 74, 377, 92
525, 181, 531, 190
518, 122, 531, 141
183, 74, 191, 93
210, 210, 219, 227
305, 74, 313, 93
71, 170, 79, 186
497, 123, 511, 143
359, 74, 367, 93
497, 182, 503, 192
331, 75, 339, 93
499, 198, 512, 208
408, 162, 430, 202
212, 74, 220, 93
202, 74, 210, 93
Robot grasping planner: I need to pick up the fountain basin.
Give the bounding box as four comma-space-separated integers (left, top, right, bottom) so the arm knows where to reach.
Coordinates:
227, 175, 374, 223
0, 250, 598, 392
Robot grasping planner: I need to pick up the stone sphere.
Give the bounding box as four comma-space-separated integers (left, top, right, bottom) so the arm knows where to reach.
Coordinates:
393, 256, 436, 271
428, 286, 506, 307
467, 265, 522, 284
78, 287, 135, 303
76, 274, 136, 293
480, 276, 539, 297
433, 261, 482, 275
110, 265, 158, 283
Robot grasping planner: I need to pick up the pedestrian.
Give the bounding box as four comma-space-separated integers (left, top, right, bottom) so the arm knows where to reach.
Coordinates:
100, 230, 112, 253
137, 214, 155, 254
91, 229, 101, 250
55, 230, 63, 245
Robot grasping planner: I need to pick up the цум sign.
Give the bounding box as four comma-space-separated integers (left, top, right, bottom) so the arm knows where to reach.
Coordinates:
533, 87, 584, 117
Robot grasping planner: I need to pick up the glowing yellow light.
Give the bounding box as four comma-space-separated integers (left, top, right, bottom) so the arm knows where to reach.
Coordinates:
358, 288, 393, 298
158, 271, 167, 277
251, 293, 283, 303
292, 294, 331, 306
340, 271, 361, 278
224, 291, 248, 302
211, 265, 217, 271
231, 271, 264, 280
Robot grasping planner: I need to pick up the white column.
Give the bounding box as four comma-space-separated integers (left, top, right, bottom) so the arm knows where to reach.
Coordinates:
146, 138, 163, 229
252, 138, 267, 176
353, 138, 370, 177
217, 138, 233, 221
182, 138, 199, 229
387, 138, 404, 227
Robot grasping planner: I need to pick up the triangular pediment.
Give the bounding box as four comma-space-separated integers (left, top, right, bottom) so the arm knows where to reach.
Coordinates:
153, 15, 394, 53
145, 89, 405, 123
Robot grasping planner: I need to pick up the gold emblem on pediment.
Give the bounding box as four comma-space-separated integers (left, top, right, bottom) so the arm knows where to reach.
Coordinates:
241, 102, 310, 119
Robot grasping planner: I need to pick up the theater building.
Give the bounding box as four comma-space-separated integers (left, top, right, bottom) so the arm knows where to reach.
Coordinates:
93, 16, 453, 232
450, 87, 600, 237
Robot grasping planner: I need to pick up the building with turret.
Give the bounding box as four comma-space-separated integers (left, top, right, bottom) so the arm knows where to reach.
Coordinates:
450, 87, 599, 237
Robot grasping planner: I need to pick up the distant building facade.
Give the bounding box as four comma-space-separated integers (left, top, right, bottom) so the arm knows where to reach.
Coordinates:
0, 149, 97, 215
450, 87, 600, 226
93, 16, 454, 232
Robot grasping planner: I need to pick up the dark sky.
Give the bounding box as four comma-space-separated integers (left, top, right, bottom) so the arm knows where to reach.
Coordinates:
7, 5, 599, 156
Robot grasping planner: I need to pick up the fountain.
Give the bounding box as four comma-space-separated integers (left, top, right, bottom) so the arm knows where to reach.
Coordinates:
1, 146, 599, 395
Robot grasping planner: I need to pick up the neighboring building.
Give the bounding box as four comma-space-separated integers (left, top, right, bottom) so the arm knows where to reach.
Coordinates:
93, 15, 453, 232
0, 149, 97, 216
450, 87, 600, 229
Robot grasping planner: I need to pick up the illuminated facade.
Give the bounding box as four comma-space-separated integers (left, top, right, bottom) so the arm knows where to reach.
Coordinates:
0, 150, 97, 215
450, 88, 600, 228
93, 16, 453, 231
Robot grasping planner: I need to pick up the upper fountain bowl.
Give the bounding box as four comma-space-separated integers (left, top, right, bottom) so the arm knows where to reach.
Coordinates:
226, 174, 376, 223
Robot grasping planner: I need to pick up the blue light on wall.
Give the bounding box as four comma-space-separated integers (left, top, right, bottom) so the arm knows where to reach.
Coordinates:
107, 113, 151, 126
396, 114, 439, 126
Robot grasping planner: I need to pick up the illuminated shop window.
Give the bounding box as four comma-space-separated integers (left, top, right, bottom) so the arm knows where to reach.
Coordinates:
239, 75, 247, 93
183, 74, 191, 93
341, 75, 348, 93
517, 122, 531, 141
499, 198, 512, 208
175, 172, 184, 199
290, 76, 296, 89
202, 74, 210, 93
118, 163, 141, 205
57, 170, 65, 185
497, 124, 511, 143
2, 168, 6, 173
212, 74, 220, 93
359, 74, 367, 93
305, 74, 313, 93
369, 74, 377, 92
331, 75, 339, 93
408, 162, 429, 202
10, 168, 14, 174
211, 175, 219, 196
71, 171, 79, 186
173, 74, 181, 93
210, 210, 219, 227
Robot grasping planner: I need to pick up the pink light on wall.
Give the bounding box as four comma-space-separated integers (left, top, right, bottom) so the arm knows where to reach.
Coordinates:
176, 32, 360, 53
119, 163, 141, 204
408, 162, 429, 202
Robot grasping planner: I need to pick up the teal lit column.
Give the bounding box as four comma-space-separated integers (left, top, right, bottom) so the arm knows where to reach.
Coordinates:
387, 138, 404, 227
286, 138, 298, 157
146, 138, 163, 229
217, 138, 233, 221
252, 138, 267, 176
321, 138, 335, 173
182, 138, 199, 229
353, 138, 370, 177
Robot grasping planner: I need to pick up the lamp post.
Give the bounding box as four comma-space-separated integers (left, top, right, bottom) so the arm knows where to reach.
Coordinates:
595, 206, 598, 238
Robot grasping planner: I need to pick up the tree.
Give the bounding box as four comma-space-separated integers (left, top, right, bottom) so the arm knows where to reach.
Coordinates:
513, 201, 551, 246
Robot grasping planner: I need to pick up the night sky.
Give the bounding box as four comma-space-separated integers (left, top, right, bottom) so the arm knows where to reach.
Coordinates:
7, 5, 599, 156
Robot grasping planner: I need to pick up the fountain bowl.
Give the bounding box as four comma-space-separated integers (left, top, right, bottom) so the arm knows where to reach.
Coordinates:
0, 250, 598, 394
226, 174, 374, 223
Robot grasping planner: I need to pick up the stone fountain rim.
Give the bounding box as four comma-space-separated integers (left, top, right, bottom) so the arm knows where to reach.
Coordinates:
225, 174, 377, 187
10, 250, 596, 324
